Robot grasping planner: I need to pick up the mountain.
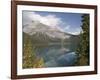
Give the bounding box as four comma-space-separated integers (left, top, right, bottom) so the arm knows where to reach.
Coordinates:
23, 20, 80, 44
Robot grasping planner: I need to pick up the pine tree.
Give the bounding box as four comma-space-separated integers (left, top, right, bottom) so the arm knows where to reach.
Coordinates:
75, 14, 89, 66
23, 33, 44, 68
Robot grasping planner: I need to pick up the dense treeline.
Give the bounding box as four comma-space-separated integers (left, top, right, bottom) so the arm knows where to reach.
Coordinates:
75, 14, 89, 66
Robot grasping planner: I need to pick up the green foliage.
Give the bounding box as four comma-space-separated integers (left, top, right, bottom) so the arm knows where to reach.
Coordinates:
23, 33, 44, 68
75, 14, 89, 66
33, 58, 44, 68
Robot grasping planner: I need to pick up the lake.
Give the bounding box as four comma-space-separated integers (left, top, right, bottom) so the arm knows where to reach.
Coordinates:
33, 43, 78, 67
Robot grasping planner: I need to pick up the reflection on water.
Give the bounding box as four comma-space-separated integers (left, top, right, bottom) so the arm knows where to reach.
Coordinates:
33, 44, 78, 67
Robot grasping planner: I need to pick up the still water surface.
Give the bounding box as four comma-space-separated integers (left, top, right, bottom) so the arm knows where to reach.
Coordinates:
34, 44, 78, 67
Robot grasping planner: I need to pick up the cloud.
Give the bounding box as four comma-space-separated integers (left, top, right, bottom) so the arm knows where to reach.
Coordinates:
22, 11, 82, 35
64, 25, 70, 30
66, 27, 82, 35
22, 11, 63, 31
72, 28, 82, 35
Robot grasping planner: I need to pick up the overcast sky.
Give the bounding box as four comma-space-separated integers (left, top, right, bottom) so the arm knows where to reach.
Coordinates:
22, 10, 83, 35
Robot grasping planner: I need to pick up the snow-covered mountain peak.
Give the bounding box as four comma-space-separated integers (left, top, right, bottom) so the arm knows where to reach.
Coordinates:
23, 20, 71, 39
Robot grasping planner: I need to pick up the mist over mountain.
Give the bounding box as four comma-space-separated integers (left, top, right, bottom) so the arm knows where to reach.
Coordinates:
23, 20, 80, 44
